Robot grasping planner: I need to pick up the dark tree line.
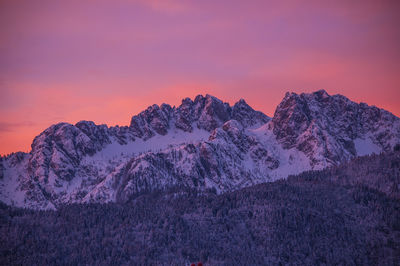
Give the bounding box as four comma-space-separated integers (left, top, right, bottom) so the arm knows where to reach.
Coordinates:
288, 149, 400, 199
1, 150, 400, 265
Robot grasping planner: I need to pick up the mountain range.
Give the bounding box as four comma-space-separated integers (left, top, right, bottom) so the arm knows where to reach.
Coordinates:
1, 90, 399, 209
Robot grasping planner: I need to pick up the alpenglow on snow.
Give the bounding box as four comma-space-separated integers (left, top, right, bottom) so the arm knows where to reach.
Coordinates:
1, 90, 399, 209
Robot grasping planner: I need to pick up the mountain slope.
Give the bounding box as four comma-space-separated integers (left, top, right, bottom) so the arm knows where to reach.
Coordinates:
272, 90, 400, 167
1, 90, 399, 209
1, 150, 399, 265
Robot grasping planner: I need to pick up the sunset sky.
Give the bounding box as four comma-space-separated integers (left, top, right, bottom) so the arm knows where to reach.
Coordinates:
0, 0, 399, 155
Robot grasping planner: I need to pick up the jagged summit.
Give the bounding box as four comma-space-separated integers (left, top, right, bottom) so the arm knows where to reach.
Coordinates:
129, 94, 269, 137
1, 90, 399, 209
272, 90, 400, 165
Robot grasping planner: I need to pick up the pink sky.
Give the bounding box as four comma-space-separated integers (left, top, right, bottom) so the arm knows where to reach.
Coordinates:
1, 0, 399, 155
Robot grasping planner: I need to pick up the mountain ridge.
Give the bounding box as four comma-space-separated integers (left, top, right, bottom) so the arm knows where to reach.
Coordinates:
1, 90, 399, 209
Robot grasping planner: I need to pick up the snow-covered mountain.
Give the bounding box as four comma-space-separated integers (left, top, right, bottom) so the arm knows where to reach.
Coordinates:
1, 91, 399, 209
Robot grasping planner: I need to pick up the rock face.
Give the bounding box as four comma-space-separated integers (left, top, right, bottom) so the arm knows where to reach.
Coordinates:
130, 104, 173, 138
232, 99, 269, 128
130, 94, 268, 136
1, 91, 399, 209
29, 122, 110, 183
271, 90, 400, 167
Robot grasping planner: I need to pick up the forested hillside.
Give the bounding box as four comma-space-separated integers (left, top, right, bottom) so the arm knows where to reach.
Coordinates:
1, 150, 399, 265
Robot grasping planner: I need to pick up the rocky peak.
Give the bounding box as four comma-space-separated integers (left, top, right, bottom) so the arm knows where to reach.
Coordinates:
174, 94, 231, 132
196, 94, 232, 131
232, 99, 270, 128
271, 90, 400, 166
174, 97, 196, 132
130, 94, 232, 135
271, 92, 313, 148
28, 122, 112, 183
75, 121, 111, 146
131, 94, 269, 135
312, 89, 330, 99
129, 103, 173, 138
